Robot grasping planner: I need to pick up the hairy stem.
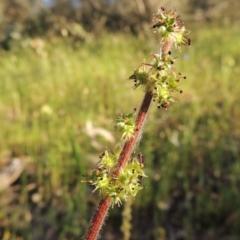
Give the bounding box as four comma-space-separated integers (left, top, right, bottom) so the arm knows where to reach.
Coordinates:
84, 197, 111, 240
162, 39, 174, 55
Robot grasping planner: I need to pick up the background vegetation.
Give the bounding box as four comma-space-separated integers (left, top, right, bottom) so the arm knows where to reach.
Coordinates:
0, 0, 240, 239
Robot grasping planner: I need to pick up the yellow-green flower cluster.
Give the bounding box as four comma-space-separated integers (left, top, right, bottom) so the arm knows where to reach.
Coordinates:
86, 150, 147, 207
129, 52, 186, 108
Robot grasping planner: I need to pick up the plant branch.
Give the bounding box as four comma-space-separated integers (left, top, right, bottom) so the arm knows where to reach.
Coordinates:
83, 7, 191, 239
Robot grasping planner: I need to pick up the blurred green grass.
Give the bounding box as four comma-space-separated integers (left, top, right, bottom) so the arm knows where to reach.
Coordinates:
0, 25, 239, 239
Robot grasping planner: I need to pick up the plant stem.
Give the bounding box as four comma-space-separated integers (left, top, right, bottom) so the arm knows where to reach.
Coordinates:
84, 197, 111, 240
84, 39, 173, 240
84, 90, 152, 240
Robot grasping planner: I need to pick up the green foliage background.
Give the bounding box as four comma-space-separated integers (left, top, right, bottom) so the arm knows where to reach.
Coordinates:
0, 1, 240, 239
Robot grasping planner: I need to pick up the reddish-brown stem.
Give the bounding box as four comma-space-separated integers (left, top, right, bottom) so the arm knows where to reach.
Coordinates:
84, 197, 111, 240
162, 39, 174, 55
84, 39, 173, 240
84, 91, 153, 240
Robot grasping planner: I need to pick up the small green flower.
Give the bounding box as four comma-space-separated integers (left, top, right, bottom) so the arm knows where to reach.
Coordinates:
99, 150, 116, 169
173, 26, 191, 49
92, 172, 110, 194
115, 112, 136, 140
129, 67, 150, 90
